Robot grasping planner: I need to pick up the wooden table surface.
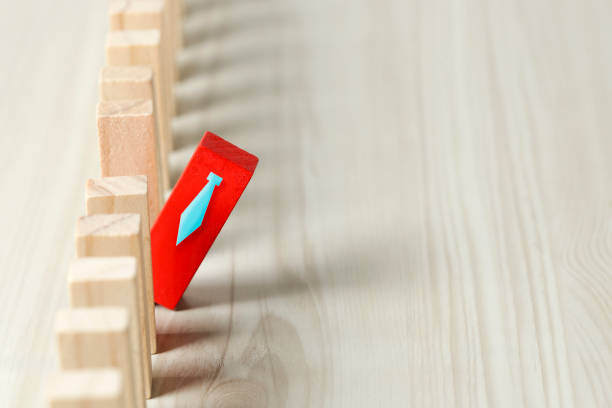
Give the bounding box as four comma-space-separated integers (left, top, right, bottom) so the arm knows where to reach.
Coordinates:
1, 0, 611, 406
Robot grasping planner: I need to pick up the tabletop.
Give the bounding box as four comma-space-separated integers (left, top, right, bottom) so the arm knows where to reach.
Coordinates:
1, 0, 611, 406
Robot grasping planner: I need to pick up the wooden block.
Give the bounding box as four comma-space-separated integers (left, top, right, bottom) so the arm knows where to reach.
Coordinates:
109, 0, 175, 115
144, 0, 179, 82
167, 0, 181, 80
68, 257, 151, 399
98, 66, 170, 191
75, 214, 155, 386
174, 0, 184, 52
47, 369, 124, 408
85, 175, 157, 355
152, 132, 259, 309
99, 66, 153, 101
96, 99, 164, 221
105, 29, 173, 156
54, 308, 142, 408
108, 1, 176, 127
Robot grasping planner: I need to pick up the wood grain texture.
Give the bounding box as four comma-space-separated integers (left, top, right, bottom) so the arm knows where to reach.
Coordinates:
68, 257, 151, 399
86, 175, 157, 355
96, 100, 164, 220
75, 214, 155, 386
99, 67, 170, 190
109, 0, 176, 127
99, 66, 154, 101
105, 29, 173, 167
1, 0, 611, 407
46, 369, 125, 408
54, 308, 140, 408
172, 0, 183, 52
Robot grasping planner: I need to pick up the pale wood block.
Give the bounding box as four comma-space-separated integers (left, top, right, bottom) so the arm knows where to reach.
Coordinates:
105, 29, 173, 156
68, 257, 151, 399
108, 1, 176, 128
174, 0, 183, 51
167, 0, 180, 80
96, 99, 164, 221
74, 214, 155, 393
47, 369, 124, 408
99, 65, 153, 101
98, 66, 170, 191
109, 1, 175, 115
85, 175, 156, 355
54, 308, 142, 408
155, 0, 178, 82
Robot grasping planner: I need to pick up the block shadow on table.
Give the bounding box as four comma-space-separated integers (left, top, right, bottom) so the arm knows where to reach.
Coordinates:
152, 0, 405, 403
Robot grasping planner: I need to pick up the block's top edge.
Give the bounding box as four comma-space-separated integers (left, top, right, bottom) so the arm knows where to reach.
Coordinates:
106, 29, 160, 46
86, 175, 148, 198
76, 213, 141, 237
55, 308, 129, 332
69, 257, 137, 282
200, 131, 259, 173
100, 66, 153, 83
97, 99, 153, 117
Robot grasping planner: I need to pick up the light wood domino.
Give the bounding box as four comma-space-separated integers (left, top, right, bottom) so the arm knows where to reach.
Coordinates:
105, 29, 172, 166
46, 369, 124, 408
85, 175, 157, 354
98, 66, 170, 191
74, 213, 154, 397
173, 0, 183, 52
96, 99, 164, 221
68, 257, 151, 400
54, 308, 140, 408
108, 2, 176, 137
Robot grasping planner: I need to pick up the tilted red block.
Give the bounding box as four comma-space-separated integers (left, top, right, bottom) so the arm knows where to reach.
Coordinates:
151, 131, 258, 309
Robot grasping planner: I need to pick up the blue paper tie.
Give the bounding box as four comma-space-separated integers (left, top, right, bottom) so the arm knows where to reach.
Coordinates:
176, 172, 223, 245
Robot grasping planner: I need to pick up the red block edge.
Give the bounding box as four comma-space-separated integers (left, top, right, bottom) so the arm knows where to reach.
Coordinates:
200, 132, 259, 173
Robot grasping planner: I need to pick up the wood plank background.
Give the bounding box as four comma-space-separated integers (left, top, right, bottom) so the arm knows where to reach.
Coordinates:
1, 0, 611, 406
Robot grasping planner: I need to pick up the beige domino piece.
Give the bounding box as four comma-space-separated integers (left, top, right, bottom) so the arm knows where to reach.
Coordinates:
47, 369, 124, 408
98, 66, 169, 191
108, 1, 176, 128
54, 308, 142, 408
174, 0, 183, 51
96, 99, 164, 221
85, 175, 156, 354
75, 214, 155, 388
99, 66, 153, 101
68, 257, 151, 399
109, 0, 175, 115
105, 30, 173, 156
167, 0, 180, 80
156, 0, 179, 81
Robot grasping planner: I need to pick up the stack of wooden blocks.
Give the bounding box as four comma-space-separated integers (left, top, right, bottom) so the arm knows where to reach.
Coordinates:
46, 1, 184, 406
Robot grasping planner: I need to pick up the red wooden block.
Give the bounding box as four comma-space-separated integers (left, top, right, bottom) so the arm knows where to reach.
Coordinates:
151, 131, 258, 309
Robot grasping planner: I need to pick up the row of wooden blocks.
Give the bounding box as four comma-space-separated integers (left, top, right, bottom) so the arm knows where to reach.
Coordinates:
47, 0, 185, 406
